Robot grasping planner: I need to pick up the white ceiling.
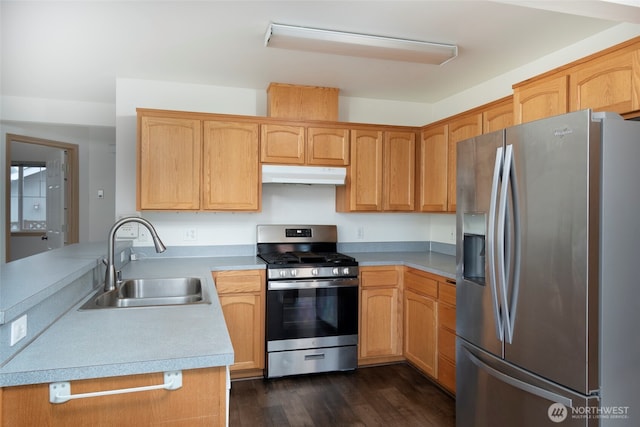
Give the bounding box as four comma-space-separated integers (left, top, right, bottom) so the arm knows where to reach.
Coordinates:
2, 1, 639, 106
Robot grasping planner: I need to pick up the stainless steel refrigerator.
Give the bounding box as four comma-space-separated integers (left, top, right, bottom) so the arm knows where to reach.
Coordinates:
456, 109, 639, 427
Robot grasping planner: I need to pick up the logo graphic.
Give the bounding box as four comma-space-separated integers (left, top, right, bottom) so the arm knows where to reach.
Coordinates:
548, 403, 568, 423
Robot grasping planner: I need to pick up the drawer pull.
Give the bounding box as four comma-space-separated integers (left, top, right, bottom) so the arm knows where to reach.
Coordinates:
304, 353, 325, 361
49, 371, 182, 404
446, 279, 456, 285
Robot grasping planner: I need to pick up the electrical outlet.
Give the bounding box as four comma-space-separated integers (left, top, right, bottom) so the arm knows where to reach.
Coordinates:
10, 315, 27, 346
357, 226, 365, 240
183, 228, 197, 241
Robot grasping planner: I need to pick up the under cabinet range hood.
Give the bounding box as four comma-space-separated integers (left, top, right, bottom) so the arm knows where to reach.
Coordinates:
261, 164, 346, 185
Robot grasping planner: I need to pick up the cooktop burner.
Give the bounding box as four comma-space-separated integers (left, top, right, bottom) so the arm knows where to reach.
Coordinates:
259, 251, 356, 266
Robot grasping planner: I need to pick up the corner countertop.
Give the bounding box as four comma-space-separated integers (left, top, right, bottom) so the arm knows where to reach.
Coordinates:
348, 251, 456, 280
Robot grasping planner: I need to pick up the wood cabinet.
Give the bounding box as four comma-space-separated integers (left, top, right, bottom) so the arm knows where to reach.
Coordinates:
437, 279, 457, 394
0, 367, 227, 427
358, 266, 403, 365
570, 45, 640, 115
260, 124, 350, 166
514, 37, 640, 124
482, 96, 514, 133
447, 112, 482, 212
383, 131, 416, 211
267, 83, 339, 121
417, 124, 448, 212
138, 115, 202, 210
336, 128, 415, 212
513, 73, 569, 125
202, 121, 261, 211
213, 270, 265, 379
403, 268, 438, 378
137, 110, 261, 212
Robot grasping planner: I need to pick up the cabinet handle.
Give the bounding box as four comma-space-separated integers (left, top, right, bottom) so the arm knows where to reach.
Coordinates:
446, 279, 456, 285
49, 371, 182, 404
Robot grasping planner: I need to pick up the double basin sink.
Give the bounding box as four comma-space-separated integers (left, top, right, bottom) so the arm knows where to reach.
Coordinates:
81, 277, 208, 309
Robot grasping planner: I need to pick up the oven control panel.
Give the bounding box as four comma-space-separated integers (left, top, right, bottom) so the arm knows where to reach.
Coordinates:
267, 266, 358, 280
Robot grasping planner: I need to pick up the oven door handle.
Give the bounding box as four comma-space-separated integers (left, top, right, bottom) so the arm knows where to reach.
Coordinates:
268, 278, 359, 290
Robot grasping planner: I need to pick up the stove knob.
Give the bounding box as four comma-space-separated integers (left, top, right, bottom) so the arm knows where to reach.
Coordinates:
311, 268, 319, 276
291, 269, 297, 277
343, 267, 351, 275
332, 268, 340, 276
279, 270, 287, 278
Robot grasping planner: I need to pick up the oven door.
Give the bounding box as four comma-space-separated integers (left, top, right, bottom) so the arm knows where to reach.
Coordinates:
266, 278, 358, 350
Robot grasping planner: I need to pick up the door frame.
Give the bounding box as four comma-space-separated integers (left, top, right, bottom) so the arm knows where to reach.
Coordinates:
5, 134, 79, 262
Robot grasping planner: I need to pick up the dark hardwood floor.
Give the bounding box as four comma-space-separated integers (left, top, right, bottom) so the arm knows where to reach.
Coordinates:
229, 363, 455, 426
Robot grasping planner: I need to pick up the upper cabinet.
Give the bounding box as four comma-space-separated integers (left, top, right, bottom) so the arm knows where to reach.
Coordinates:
138, 115, 202, 210
137, 110, 260, 212
417, 97, 511, 213
570, 45, 640, 115
203, 121, 261, 211
336, 128, 415, 212
446, 112, 482, 213
417, 124, 448, 212
513, 73, 569, 125
514, 37, 640, 124
260, 124, 350, 166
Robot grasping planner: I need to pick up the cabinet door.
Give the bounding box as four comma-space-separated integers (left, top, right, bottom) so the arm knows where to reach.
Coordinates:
383, 131, 416, 211
513, 73, 569, 124
213, 270, 265, 377
483, 96, 514, 133
359, 266, 402, 364
417, 124, 448, 212
341, 129, 383, 211
203, 121, 260, 211
360, 287, 402, 359
404, 289, 437, 377
570, 47, 640, 115
1, 368, 227, 427
260, 124, 305, 164
138, 116, 201, 210
306, 127, 350, 166
219, 294, 264, 372
448, 113, 482, 212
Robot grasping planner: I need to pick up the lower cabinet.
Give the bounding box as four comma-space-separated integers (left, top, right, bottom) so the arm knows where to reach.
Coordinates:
0, 367, 227, 427
358, 266, 404, 365
212, 269, 265, 379
403, 267, 438, 378
437, 279, 457, 394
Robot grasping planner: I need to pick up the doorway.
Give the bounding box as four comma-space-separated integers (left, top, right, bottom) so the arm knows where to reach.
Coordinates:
5, 134, 79, 262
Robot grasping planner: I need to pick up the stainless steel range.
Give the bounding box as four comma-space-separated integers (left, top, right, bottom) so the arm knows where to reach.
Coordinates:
257, 224, 359, 379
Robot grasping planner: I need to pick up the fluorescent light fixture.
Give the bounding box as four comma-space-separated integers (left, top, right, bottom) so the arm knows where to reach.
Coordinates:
264, 23, 458, 65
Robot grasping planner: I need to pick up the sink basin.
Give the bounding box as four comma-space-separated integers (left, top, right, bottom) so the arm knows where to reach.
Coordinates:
80, 277, 208, 309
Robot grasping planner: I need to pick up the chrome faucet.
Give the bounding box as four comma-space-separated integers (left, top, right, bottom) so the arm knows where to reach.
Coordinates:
104, 217, 166, 292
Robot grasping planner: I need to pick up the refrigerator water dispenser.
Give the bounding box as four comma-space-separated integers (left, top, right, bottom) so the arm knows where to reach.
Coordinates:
463, 213, 486, 284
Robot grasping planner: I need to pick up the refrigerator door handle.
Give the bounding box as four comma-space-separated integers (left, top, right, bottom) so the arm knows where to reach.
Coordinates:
488, 146, 505, 341
498, 144, 514, 343
463, 344, 574, 408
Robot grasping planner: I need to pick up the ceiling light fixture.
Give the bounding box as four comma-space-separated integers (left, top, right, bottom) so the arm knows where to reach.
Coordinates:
264, 23, 458, 65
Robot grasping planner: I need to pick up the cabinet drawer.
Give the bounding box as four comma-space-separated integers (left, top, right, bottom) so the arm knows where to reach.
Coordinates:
438, 326, 456, 362
404, 270, 437, 298
438, 281, 456, 306
360, 267, 400, 288
439, 302, 456, 332
438, 354, 456, 393
212, 270, 264, 294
